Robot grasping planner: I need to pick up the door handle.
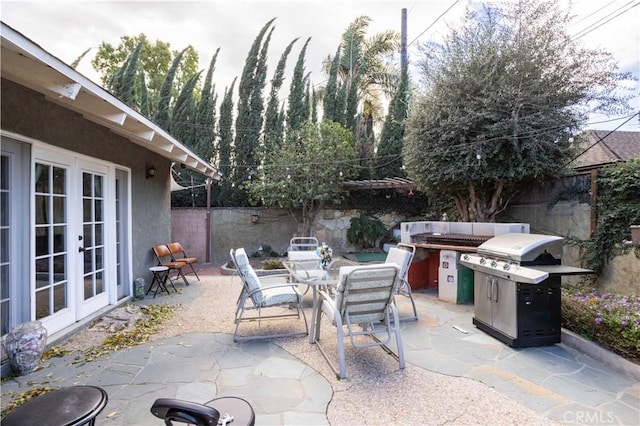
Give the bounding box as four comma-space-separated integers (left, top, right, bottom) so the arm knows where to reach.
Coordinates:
79, 247, 85, 253
486, 276, 492, 300
493, 278, 499, 303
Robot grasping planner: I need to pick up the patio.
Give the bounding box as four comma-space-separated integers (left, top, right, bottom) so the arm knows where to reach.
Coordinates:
1, 266, 638, 425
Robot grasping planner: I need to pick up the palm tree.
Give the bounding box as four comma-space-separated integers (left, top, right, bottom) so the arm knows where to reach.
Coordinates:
323, 16, 400, 178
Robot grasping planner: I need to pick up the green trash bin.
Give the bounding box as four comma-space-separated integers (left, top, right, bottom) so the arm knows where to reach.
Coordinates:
438, 250, 474, 304
457, 265, 474, 304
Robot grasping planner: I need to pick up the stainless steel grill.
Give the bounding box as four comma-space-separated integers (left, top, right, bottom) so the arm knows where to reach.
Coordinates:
460, 233, 591, 347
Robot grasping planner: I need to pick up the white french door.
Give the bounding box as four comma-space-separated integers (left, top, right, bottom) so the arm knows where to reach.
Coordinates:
76, 160, 110, 318
33, 147, 114, 334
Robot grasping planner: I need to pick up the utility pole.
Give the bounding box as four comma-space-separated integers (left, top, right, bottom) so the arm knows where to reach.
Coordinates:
401, 8, 408, 72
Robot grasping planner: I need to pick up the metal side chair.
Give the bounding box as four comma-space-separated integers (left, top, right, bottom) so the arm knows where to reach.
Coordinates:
153, 244, 189, 286
167, 242, 200, 281
386, 243, 419, 321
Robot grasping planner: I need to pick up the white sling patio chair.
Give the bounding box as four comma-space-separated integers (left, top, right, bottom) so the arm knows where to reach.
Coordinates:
287, 237, 321, 295
386, 243, 418, 321
313, 263, 404, 379
230, 248, 308, 342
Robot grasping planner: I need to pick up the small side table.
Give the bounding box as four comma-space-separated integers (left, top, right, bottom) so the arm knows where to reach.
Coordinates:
206, 396, 255, 426
147, 266, 176, 298
2, 385, 108, 426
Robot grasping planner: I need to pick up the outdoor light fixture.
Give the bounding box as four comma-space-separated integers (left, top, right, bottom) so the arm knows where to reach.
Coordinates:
146, 164, 157, 179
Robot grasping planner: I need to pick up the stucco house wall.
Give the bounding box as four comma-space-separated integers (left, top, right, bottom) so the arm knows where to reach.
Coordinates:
1, 79, 171, 281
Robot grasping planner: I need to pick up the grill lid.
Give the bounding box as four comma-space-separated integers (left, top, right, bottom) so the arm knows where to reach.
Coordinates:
477, 233, 563, 262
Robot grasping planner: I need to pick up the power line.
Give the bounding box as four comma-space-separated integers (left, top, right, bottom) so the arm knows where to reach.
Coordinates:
408, 0, 460, 46
569, 0, 620, 28
562, 111, 640, 168
572, 0, 639, 40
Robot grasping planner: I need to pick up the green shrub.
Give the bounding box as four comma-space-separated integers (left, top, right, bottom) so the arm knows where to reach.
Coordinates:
261, 259, 285, 270
347, 216, 387, 249
583, 159, 640, 275
562, 288, 640, 364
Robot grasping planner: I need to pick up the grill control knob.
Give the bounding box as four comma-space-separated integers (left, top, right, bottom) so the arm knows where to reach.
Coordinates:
479, 258, 486, 265
462, 254, 469, 261
490, 260, 498, 267
503, 263, 511, 270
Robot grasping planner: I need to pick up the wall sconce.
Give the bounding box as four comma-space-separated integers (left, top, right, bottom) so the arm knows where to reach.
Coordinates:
146, 165, 157, 179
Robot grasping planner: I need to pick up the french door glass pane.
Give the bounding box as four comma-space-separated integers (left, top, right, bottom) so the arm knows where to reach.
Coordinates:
34, 163, 68, 319
82, 172, 106, 301
34, 164, 49, 193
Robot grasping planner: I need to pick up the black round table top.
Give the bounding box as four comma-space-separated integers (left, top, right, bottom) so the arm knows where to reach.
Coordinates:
206, 396, 255, 426
2, 385, 108, 426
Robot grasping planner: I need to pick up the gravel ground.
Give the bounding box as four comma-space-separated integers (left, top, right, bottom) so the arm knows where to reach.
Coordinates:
62, 271, 559, 426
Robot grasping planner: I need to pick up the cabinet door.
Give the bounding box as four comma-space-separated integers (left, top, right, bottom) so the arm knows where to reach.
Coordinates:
492, 277, 518, 338
473, 272, 492, 325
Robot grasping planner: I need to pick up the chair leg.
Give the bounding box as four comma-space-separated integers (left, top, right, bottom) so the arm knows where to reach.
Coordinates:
391, 304, 406, 370
165, 272, 178, 293
188, 263, 200, 281
336, 321, 347, 379
177, 268, 190, 286
397, 280, 418, 322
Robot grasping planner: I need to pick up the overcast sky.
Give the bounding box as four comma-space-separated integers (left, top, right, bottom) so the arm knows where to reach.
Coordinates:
2, 0, 639, 131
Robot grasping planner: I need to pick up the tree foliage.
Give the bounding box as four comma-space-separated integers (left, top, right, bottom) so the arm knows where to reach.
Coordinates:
247, 121, 358, 235
323, 16, 400, 179
404, 0, 632, 222
92, 34, 199, 117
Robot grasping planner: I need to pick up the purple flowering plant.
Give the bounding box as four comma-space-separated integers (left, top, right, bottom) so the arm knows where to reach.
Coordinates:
562, 288, 640, 363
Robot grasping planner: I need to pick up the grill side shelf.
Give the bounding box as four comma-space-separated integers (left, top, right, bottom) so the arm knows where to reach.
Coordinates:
531, 265, 593, 276
460, 258, 548, 284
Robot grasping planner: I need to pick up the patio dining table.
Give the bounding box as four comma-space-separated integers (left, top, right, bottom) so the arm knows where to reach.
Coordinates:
284, 261, 339, 343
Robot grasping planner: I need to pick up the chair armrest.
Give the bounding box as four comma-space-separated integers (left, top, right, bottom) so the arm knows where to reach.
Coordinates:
151, 398, 220, 425
248, 282, 301, 294
260, 274, 293, 287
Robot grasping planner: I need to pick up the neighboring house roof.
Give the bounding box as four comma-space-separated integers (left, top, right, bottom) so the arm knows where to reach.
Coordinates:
570, 130, 640, 172
0, 22, 221, 180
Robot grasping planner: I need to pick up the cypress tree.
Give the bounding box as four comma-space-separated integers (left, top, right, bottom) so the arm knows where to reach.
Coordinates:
138, 70, 150, 117
265, 38, 298, 152
233, 18, 275, 206
334, 80, 348, 127
345, 73, 360, 132
311, 86, 318, 124
121, 41, 143, 107
286, 37, 311, 134
217, 78, 237, 207
155, 48, 187, 130
248, 27, 273, 159
376, 69, 408, 178
170, 71, 202, 143
322, 46, 341, 122
195, 49, 220, 164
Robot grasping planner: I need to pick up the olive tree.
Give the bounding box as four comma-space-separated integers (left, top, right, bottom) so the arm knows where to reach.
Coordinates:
247, 120, 358, 235
404, 0, 632, 222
